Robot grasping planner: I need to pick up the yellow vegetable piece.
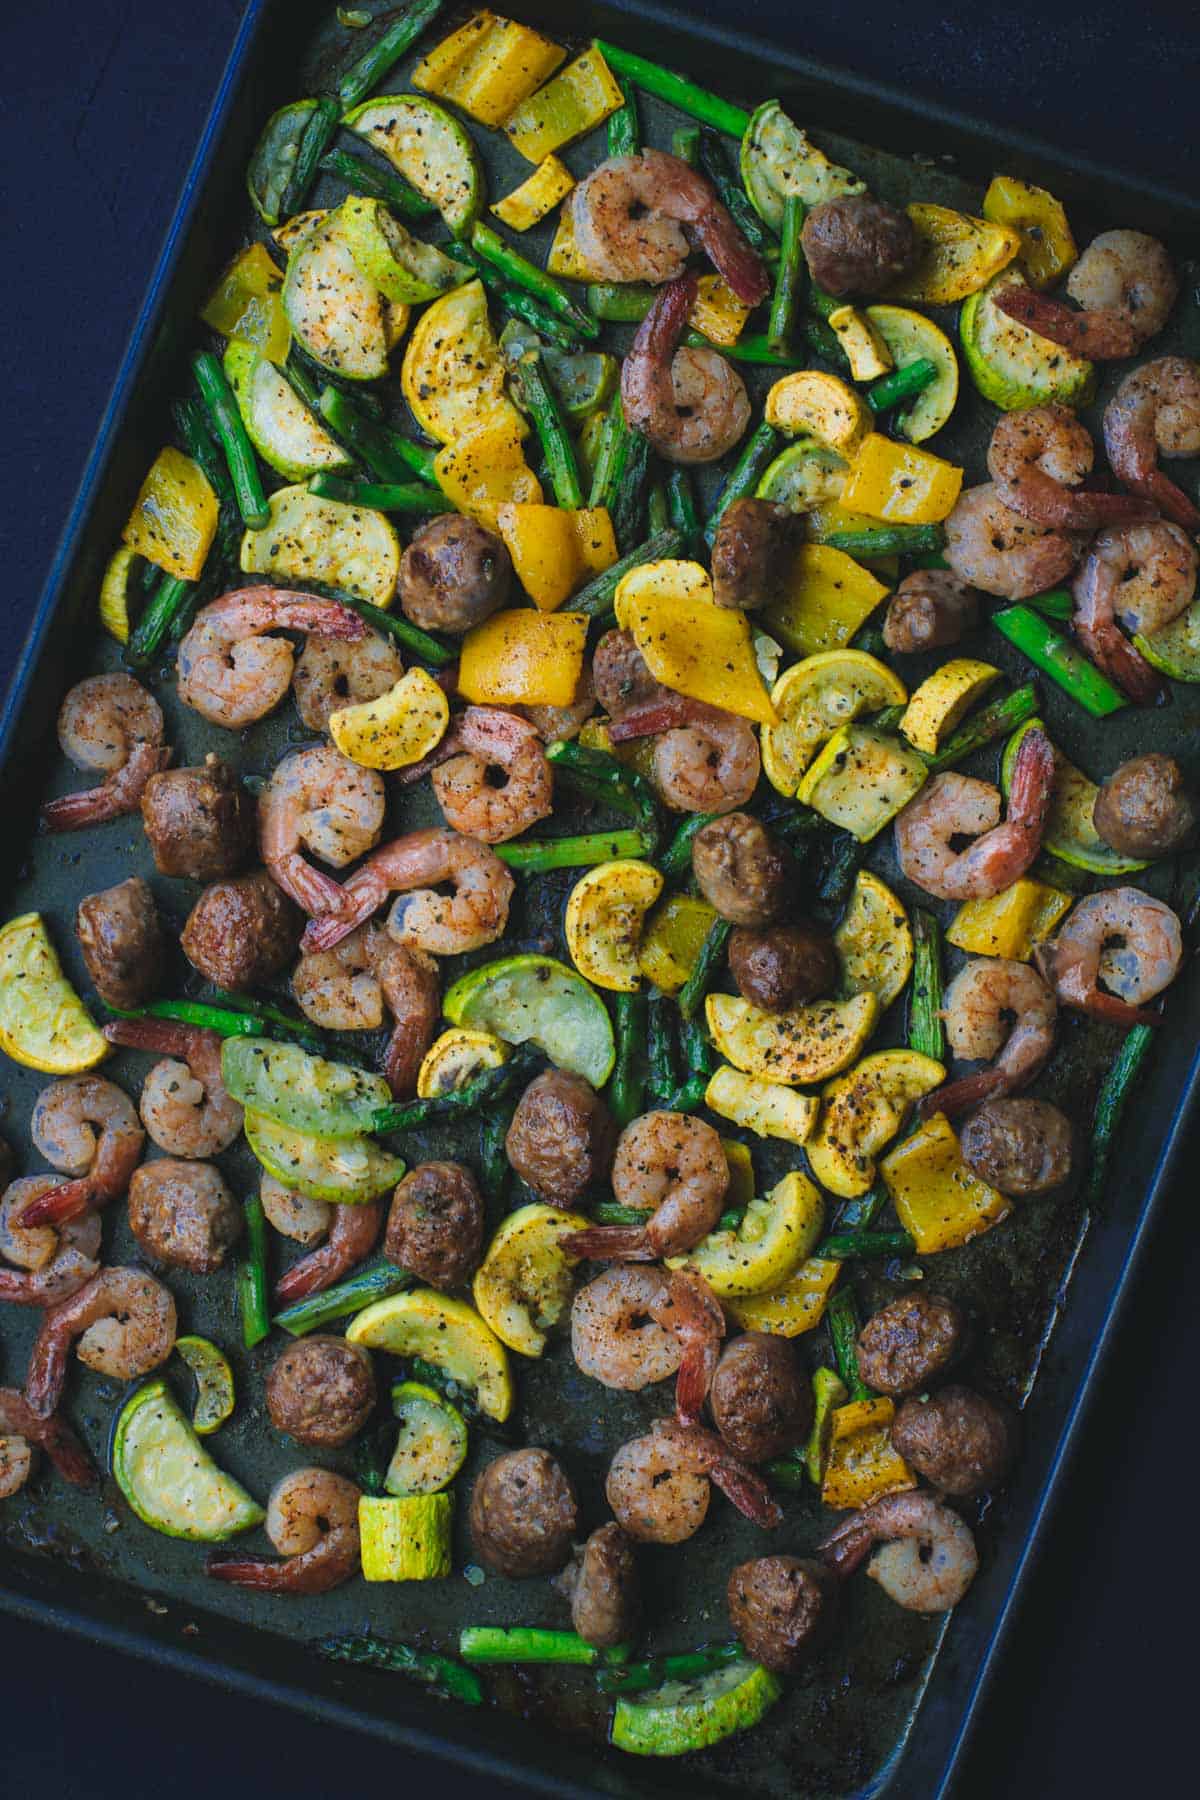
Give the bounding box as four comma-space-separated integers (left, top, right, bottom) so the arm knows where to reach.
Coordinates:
413, 11, 564, 127
637, 893, 718, 995
359, 1494, 452, 1581
382, 299, 411, 350
200, 242, 290, 364
727, 1255, 839, 1338
887, 202, 1021, 304
417, 1027, 508, 1100
496, 502, 617, 611
982, 174, 1077, 291
691, 274, 751, 348
578, 714, 657, 785
795, 724, 928, 841
834, 870, 913, 1012
840, 433, 963, 525
473, 1203, 590, 1356
273, 209, 327, 255
564, 861, 664, 993
882, 1111, 1012, 1253
704, 1067, 819, 1147
492, 154, 575, 230
763, 543, 890, 658
667, 1170, 824, 1300
614, 561, 776, 725
434, 422, 542, 531
821, 1399, 916, 1511
764, 371, 870, 454
458, 606, 588, 709
762, 649, 907, 795
546, 203, 598, 281
863, 306, 960, 445
401, 280, 526, 446
706, 991, 878, 1086
239, 484, 400, 606
0, 914, 108, 1074
328, 667, 449, 771
806, 1048, 945, 1197
98, 545, 138, 644
504, 48, 624, 162
827, 306, 892, 381
722, 1140, 756, 1214
571, 506, 619, 575
899, 658, 1001, 754
347, 1289, 513, 1421
946, 879, 1073, 962
121, 446, 217, 581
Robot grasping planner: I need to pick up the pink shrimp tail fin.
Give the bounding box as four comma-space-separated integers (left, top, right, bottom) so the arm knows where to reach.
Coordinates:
1007, 726, 1056, 829
300, 878, 385, 953
40, 743, 169, 833
919, 1067, 1007, 1120
691, 205, 770, 306
993, 288, 1136, 359
24, 1313, 78, 1420
273, 597, 368, 641
1135, 469, 1200, 535
628, 271, 698, 367
1073, 621, 1167, 707
709, 1455, 784, 1528
206, 1556, 292, 1591
103, 1017, 215, 1060
561, 1226, 653, 1262
1078, 990, 1162, 1028
17, 1179, 93, 1231
818, 1515, 876, 1578
608, 694, 695, 742
675, 1341, 719, 1428
40, 1414, 97, 1488
1054, 489, 1159, 530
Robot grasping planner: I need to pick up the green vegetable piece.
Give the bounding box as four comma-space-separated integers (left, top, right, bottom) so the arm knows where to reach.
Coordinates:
1086, 1024, 1154, 1207
803, 1366, 850, 1484
238, 1194, 270, 1350
281, 96, 340, 219
125, 574, 193, 670
1135, 595, 1200, 682
444, 954, 616, 1088
823, 523, 945, 557
315, 1633, 483, 1705
992, 607, 1127, 717
334, 0, 446, 113
826, 1285, 869, 1401
386, 1381, 468, 1496
767, 194, 806, 358
344, 94, 482, 235
245, 1110, 405, 1205
704, 421, 781, 548
317, 386, 439, 485
174, 1335, 236, 1436
677, 918, 732, 1023
924, 683, 1039, 773
318, 146, 438, 221
1000, 717, 1149, 875
112, 1379, 264, 1542
469, 221, 599, 339
274, 1258, 413, 1338
865, 358, 938, 414
339, 196, 472, 304
562, 526, 683, 620
460, 1626, 628, 1666
224, 343, 353, 483
741, 99, 865, 233
611, 1659, 781, 1757
247, 100, 319, 227
909, 910, 946, 1061
511, 349, 584, 509
609, 993, 647, 1128
591, 41, 750, 137
221, 1037, 393, 1140
193, 350, 271, 528
307, 473, 452, 515
597, 1642, 743, 1696
960, 269, 1096, 411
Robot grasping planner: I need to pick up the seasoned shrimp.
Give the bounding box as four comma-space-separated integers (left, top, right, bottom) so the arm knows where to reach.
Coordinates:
432, 706, 553, 844
177, 588, 366, 729
208, 1467, 361, 1595
620, 273, 751, 465
292, 628, 404, 733
41, 674, 169, 832
606, 1418, 782, 1544
19, 1077, 144, 1230
986, 405, 1155, 530
1036, 886, 1182, 1025
572, 149, 769, 303
894, 728, 1055, 902
1071, 521, 1196, 704
102, 1019, 243, 1158
923, 957, 1058, 1117
273, 1201, 383, 1305
995, 230, 1176, 359
24, 1267, 176, 1418
0, 1388, 95, 1493
1103, 356, 1200, 534
0, 1180, 101, 1306
292, 923, 439, 1096
943, 483, 1080, 600
301, 826, 514, 958
259, 1173, 332, 1246
564, 1111, 729, 1262
610, 691, 760, 812
571, 1265, 725, 1426
259, 743, 386, 917
820, 1491, 978, 1612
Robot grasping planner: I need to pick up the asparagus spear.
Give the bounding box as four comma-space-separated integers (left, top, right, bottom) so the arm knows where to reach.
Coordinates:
315, 1632, 482, 1706
909, 910, 946, 1061
274, 1259, 412, 1337
192, 351, 271, 528
238, 1196, 270, 1349
333, 0, 446, 111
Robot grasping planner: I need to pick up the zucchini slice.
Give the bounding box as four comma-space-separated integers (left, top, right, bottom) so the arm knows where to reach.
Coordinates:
224, 343, 352, 480
668, 1170, 824, 1299
795, 724, 928, 840
755, 441, 848, 513
443, 954, 615, 1087
244, 1109, 405, 1206
221, 1038, 393, 1140
247, 99, 319, 227
1135, 597, 1200, 681
240, 483, 401, 606
612, 1660, 781, 1757
1001, 716, 1149, 875
386, 1382, 468, 1496
338, 196, 471, 304
960, 268, 1095, 412
740, 100, 864, 233
112, 1379, 263, 1541
472, 1203, 590, 1357
344, 95, 483, 235
282, 211, 389, 381
864, 305, 960, 443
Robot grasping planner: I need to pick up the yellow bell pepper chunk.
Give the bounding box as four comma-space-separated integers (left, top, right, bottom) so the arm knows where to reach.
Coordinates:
982, 174, 1077, 291
200, 242, 290, 364
728, 1255, 840, 1338
946, 879, 1074, 962
546, 203, 598, 281
887, 202, 1022, 304
504, 48, 624, 162
492, 155, 575, 230
496, 502, 617, 610
691, 274, 751, 348
329, 667, 450, 771
704, 1067, 818, 1146
821, 1399, 916, 1511
434, 423, 542, 531
899, 658, 1001, 754
765, 371, 870, 453
763, 544, 890, 658
614, 560, 777, 724
121, 446, 218, 581
413, 12, 565, 127
827, 306, 893, 381
882, 1111, 1012, 1253
637, 893, 719, 994
458, 607, 588, 709
840, 433, 963, 525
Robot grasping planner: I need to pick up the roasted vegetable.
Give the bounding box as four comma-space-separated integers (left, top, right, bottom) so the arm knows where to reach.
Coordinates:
200, 242, 290, 363
359, 1493, 453, 1581
704, 1067, 819, 1147
959, 268, 1095, 411
705, 991, 878, 1086
402, 279, 525, 445
564, 860, 664, 992
492, 154, 574, 229
457, 606, 588, 708
613, 560, 777, 723
946, 879, 1074, 962
434, 422, 542, 530
881, 1111, 1012, 1252
806, 1048, 945, 1197
981, 174, 1077, 290
762, 544, 890, 658
0, 913, 107, 1074
764, 371, 869, 454
122, 446, 219, 580
496, 502, 616, 610
504, 47, 625, 161
761, 649, 907, 796
667, 1170, 824, 1299
820, 1398, 916, 1510
887, 202, 1021, 303
329, 667, 450, 770
833, 870, 913, 1012
796, 724, 928, 841
239, 484, 400, 606
344, 93, 483, 234
840, 433, 963, 525
412, 10, 564, 126
741, 99, 864, 231
473, 1203, 590, 1356
347, 1289, 513, 1422
899, 659, 1001, 754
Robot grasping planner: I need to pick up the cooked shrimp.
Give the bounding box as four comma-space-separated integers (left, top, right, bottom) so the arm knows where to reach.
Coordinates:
894, 727, 1054, 902
301, 826, 514, 958
24, 1267, 176, 1418
1071, 521, 1195, 705
1103, 357, 1200, 534
259, 1173, 332, 1246
572, 149, 769, 303
208, 1467, 361, 1595
292, 628, 404, 733
432, 706, 553, 844
819, 1491, 978, 1612
571, 1265, 725, 1426
102, 1019, 243, 1158
0, 1180, 101, 1306
292, 923, 439, 1096
41, 674, 169, 832
995, 230, 1176, 359
564, 1111, 729, 1263
606, 1417, 782, 1543
620, 274, 751, 465
273, 1202, 383, 1305
986, 405, 1155, 530
1036, 886, 1182, 1025
610, 690, 760, 812
19, 1077, 144, 1230
943, 483, 1080, 600
0, 1388, 95, 1493
177, 588, 367, 729
922, 958, 1057, 1117
259, 743, 386, 917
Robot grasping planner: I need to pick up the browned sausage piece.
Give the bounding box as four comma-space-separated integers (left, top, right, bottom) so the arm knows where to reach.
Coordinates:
882, 571, 980, 655
181, 870, 303, 991
554, 1521, 640, 1647
127, 1159, 242, 1274
468, 1447, 578, 1577
727, 1556, 837, 1672
692, 814, 788, 927
385, 1161, 484, 1290
728, 922, 839, 1012
265, 1335, 376, 1449
856, 1292, 965, 1397
710, 499, 796, 611
890, 1385, 1016, 1497
140, 755, 256, 880
505, 1071, 614, 1206
1092, 753, 1196, 859
591, 629, 669, 719
709, 1333, 814, 1463
76, 877, 165, 1010
801, 196, 919, 298
398, 515, 511, 634
959, 1097, 1073, 1196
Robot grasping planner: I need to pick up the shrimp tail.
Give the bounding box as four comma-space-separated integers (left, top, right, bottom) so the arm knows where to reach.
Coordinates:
919, 1067, 1007, 1120
102, 1018, 215, 1061
300, 877, 386, 954
1079, 991, 1163, 1027
24, 1314, 74, 1420
40, 745, 170, 833
271, 854, 351, 919
1133, 470, 1200, 535
709, 1455, 784, 1528
206, 1555, 296, 1591
561, 1225, 653, 1262
674, 1343, 718, 1428
1007, 726, 1056, 829
1048, 489, 1159, 530
1073, 619, 1167, 706
630, 270, 698, 364
39, 1413, 98, 1488
818, 1514, 876, 1578
993, 288, 1137, 359
16, 1178, 93, 1231
274, 1202, 383, 1303
382, 1023, 424, 1098
690, 205, 770, 306
607, 695, 693, 742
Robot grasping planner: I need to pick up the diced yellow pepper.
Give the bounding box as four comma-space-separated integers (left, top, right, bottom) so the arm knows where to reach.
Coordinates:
821, 1399, 916, 1511
504, 48, 624, 162
614, 560, 777, 724
496, 503, 617, 610
492, 154, 575, 230
571, 506, 618, 576
765, 371, 870, 454
691, 274, 751, 348
704, 1067, 818, 1146
946, 879, 1074, 962
727, 1256, 840, 1338
763, 543, 890, 658
458, 607, 588, 708
433, 423, 542, 531
840, 433, 963, 525
882, 1111, 1012, 1254
410, 10, 492, 92
982, 174, 1077, 291
827, 306, 893, 381
359, 1494, 453, 1581
887, 202, 1022, 304
637, 893, 719, 994
899, 658, 1001, 754
200, 242, 290, 364
546, 203, 598, 281
121, 447, 217, 581
413, 11, 565, 127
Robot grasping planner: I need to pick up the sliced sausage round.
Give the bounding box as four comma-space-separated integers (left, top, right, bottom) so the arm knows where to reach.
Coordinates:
384, 1161, 484, 1290
505, 1071, 614, 1207
75, 877, 165, 1010
468, 1447, 578, 1577
856, 1291, 965, 1397
265, 1335, 376, 1449
555, 1521, 640, 1647
728, 921, 839, 1012
127, 1160, 242, 1274
801, 196, 919, 298
959, 1097, 1073, 1196
180, 870, 302, 991
711, 499, 795, 611
882, 571, 980, 654
709, 1333, 813, 1462
727, 1556, 837, 1672
398, 515, 511, 634
890, 1385, 1016, 1496
140, 756, 256, 880
692, 814, 788, 927
1092, 753, 1196, 859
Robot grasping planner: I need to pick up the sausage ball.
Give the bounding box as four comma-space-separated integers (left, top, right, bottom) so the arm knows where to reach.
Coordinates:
591, 628, 667, 718
882, 570, 980, 655
140, 755, 256, 881
727, 1556, 837, 1673
384, 1161, 484, 1290
709, 1333, 814, 1463
127, 1160, 242, 1274
75, 876, 165, 1010
891, 1385, 1016, 1497
692, 814, 788, 927
554, 1521, 640, 1648
801, 196, 919, 298
468, 1447, 578, 1577
1092, 753, 1196, 859
265, 1335, 376, 1449
728, 922, 839, 1012
505, 1071, 614, 1207
711, 498, 796, 611
397, 515, 511, 634
856, 1292, 965, 1397
181, 870, 303, 991
959, 1098, 1073, 1196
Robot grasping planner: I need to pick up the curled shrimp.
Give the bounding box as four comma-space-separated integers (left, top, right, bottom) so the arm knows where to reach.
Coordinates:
609, 692, 760, 813
572, 149, 769, 303
1036, 886, 1182, 1025
432, 706, 553, 844
1071, 521, 1196, 705
922, 957, 1057, 1118
986, 405, 1155, 530
41, 674, 169, 832
292, 923, 439, 1097
301, 826, 514, 958
571, 1265, 725, 1426
0, 1388, 95, 1493
177, 588, 367, 729
995, 230, 1177, 359
292, 628, 404, 733
564, 1111, 729, 1263
894, 727, 1055, 902
102, 1019, 243, 1158
259, 1173, 332, 1246
606, 1417, 782, 1544
0, 1180, 102, 1306
24, 1266, 176, 1418
943, 483, 1081, 600
19, 1077, 144, 1230
819, 1491, 978, 1612
208, 1467, 361, 1595
273, 1202, 384, 1305
1103, 356, 1200, 534
259, 743, 386, 917
620, 273, 751, 466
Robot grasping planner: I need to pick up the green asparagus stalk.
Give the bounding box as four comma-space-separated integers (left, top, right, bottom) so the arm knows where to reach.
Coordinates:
704, 421, 781, 547
307, 472, 452, 514
317, 385, 440, 485
469, 221, 599, 339
513, 350, 584, 509
992, 606, 1127, 717
865, 358, 938, 414
924, 684, 1039, 773
274, 1259, 412, 1337
596, 1642, 743, 1695
608, 77, 640, 156
334, 0, 445, 111
592, 41, 750, 136
666, 466, 702, 559
825, 1286, 869, 1402
647, 994, 678, 1105
192, 351, 271, 528
566, 527, 682, 619
460, 1626, 629, 1667
495, 827, 655, 871
332, 590, 456, 668
317, 146, 437, 220
458, 244, 584, 351
238, 1196, 270, 1349
677, 918, 732, 1022
767, 195, 806, 358
824, 523, 946, 557
696, 130, 774, 253
126, 574, 194, 668
1085, 1024, 1155, 1207
373, 1045, 540, 1134
610, 994, 648, 1128
315, 1633, 482, 1706
814, 1229, 915, 1261
909, 909, 946, 1061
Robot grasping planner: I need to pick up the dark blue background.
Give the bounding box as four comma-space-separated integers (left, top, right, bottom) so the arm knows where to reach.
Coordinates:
3, 4, 1198, 1795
